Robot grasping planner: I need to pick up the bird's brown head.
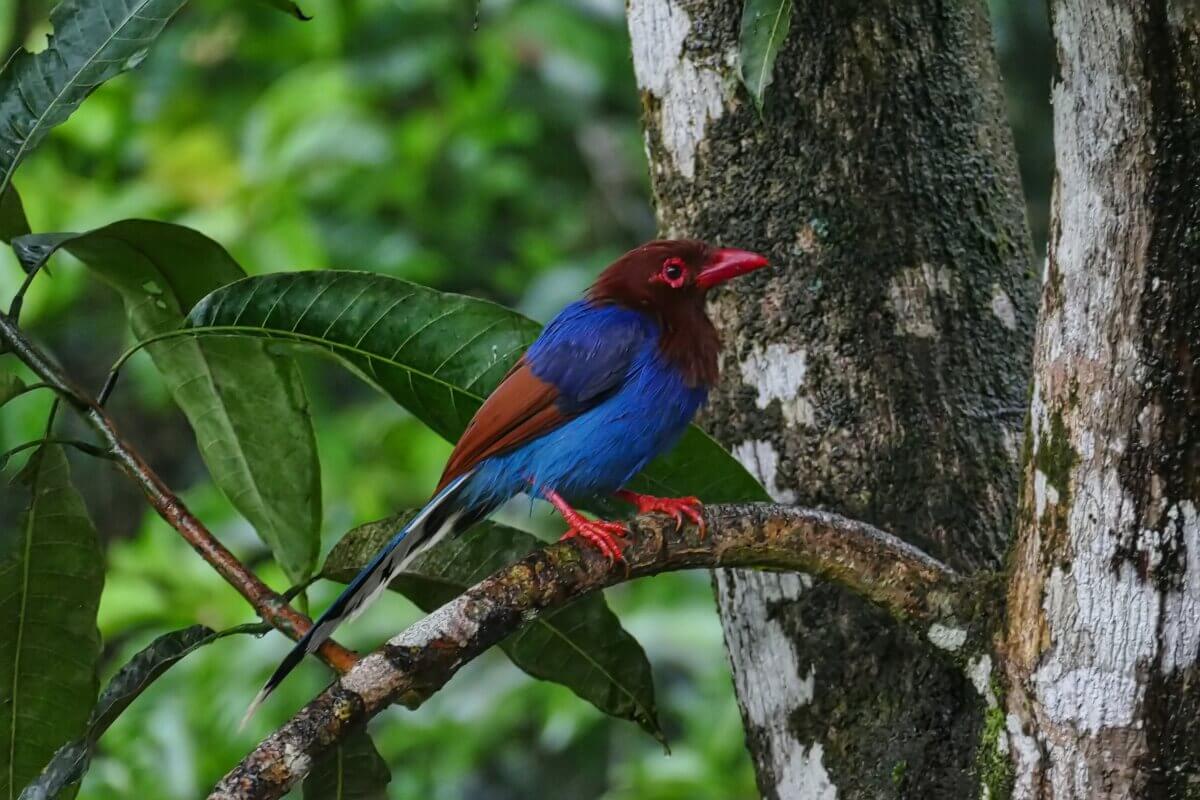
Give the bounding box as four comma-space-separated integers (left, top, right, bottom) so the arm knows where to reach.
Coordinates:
588, 239, 768, 311
588, 239, 768, 386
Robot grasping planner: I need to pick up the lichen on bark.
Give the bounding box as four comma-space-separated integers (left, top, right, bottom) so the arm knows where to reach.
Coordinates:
627, 0, 1035, 796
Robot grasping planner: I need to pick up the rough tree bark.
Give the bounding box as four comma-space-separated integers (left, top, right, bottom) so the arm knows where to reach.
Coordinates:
627, 1, 1035, 796
1001, 2, 1200, 798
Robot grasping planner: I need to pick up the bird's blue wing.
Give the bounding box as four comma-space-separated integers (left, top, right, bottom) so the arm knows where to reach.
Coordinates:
436, 300, 652, 490
526, 300, 652, 413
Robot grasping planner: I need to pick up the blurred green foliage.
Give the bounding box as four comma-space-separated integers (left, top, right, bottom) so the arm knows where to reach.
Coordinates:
0, 0, 1051, 797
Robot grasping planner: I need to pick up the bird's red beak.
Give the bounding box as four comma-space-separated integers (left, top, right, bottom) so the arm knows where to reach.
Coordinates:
695, 248, 769, 289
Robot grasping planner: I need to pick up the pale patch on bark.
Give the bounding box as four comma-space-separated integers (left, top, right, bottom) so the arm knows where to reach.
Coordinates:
927, 622, 967, 652
626, 0, 727, 180
732, 439, 798, 503
339, 651, 396, 700
796, 665, 816, 706
1028, 376, 1047, 445
738, 342, 815, 427
990, 284, 1018, 330
341, 596, 482, 706
969, 654, 998, 708
778, 742, 838, 800
281, 740, 313, 780
886, 263, 954, 338
1007, 714, 1042, 799
1033, 471, 1159, 734
1160, 500, 1200, 673
1033, 470, 1059, 520
717, 570, 836, 799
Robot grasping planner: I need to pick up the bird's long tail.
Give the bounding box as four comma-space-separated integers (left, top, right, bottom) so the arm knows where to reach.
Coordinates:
241, 471, 478, 726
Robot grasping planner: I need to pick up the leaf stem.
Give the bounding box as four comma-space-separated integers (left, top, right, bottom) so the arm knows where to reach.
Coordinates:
7, 258, 45, 322
100, 327, 263, 406
0, 437, 114, 468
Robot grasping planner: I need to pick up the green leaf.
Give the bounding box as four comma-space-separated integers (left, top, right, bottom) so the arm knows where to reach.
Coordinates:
13, 223, 322, 582
0, 186, 29, 244
18, 624, 266, 800
0, 371, 26, 407
302, 730, 390, 800
738, 0, 793, 109
0, 0, 189, 197
187, 271, 767, 504
257, 0, 312, 20
323, 514, 664, 741
0, 445, 103, 799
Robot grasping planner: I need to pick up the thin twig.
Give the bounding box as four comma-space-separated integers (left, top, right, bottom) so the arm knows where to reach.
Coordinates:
211, 503, 992, 799
0, 436, 115, 468
0, 310, 357, 673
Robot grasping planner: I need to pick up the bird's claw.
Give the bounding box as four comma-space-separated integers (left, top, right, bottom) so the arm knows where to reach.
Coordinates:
623, 493, 706, 538
560, 518, 629, 564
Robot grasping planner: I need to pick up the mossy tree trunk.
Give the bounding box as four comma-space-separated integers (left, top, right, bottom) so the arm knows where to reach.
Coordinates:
627, 0, 1035, 796
1001, 2, 1200, 797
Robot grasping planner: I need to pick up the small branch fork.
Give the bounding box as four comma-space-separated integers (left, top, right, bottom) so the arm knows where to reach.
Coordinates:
212, 503, 994, 800
0, 311, 356, 673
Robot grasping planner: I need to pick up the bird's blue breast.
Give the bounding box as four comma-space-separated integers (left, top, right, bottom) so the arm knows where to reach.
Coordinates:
460, 301, 707, 507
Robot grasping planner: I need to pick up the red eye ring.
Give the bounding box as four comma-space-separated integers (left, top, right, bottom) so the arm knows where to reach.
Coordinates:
657, 257, 688, 288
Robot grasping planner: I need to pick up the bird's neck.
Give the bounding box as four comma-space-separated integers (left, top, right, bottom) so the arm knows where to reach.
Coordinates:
657, 302, 720, 388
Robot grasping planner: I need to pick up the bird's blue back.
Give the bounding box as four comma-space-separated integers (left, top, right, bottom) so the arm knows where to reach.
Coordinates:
458, 300, 708, 509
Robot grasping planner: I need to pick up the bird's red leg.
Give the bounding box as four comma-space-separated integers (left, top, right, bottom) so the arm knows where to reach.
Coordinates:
542, 488, 629, 562
615, 490, 706, 538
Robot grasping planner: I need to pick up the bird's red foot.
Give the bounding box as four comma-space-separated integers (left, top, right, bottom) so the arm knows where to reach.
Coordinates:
560, 517, 629, 562
543, 489, 629, 562
616, 490, 706, 537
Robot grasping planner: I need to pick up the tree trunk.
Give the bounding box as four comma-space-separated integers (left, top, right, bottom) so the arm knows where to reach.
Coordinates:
1001, 2, 1200, 797
627, 1, 1034, 796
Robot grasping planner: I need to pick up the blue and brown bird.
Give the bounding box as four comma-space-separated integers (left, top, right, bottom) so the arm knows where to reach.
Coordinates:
247, 239, 768, 715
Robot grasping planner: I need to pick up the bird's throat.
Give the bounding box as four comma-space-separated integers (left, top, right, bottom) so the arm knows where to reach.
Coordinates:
659, 303, 720, 387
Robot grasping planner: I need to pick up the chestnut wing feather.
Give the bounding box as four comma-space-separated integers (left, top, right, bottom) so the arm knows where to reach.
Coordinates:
436, 359, 568, 491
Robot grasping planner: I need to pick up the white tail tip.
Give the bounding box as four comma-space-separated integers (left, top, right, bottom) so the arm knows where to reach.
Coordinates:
238, 686, 270, 732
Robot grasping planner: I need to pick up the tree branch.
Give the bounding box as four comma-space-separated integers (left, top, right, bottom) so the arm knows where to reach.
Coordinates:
0, 311, 356, 673
211, 503, 994, 799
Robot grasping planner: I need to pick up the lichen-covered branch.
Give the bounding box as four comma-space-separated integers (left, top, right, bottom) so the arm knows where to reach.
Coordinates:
0, 311, 356, 673
211, 504, 992, 800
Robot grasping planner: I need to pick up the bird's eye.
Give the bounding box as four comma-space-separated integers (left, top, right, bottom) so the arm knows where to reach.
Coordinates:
658, 257, 688, 288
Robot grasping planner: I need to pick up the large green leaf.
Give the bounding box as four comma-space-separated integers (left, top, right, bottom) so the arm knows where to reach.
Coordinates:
738, 0, 793, 109
0, 445, 103, 799
187, 271, 767, 503
0, 0, 189, 196
323, 515, 663, 740
18, 624, 265, 800
302, 730, 390, 800
12, 223, 322, 582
